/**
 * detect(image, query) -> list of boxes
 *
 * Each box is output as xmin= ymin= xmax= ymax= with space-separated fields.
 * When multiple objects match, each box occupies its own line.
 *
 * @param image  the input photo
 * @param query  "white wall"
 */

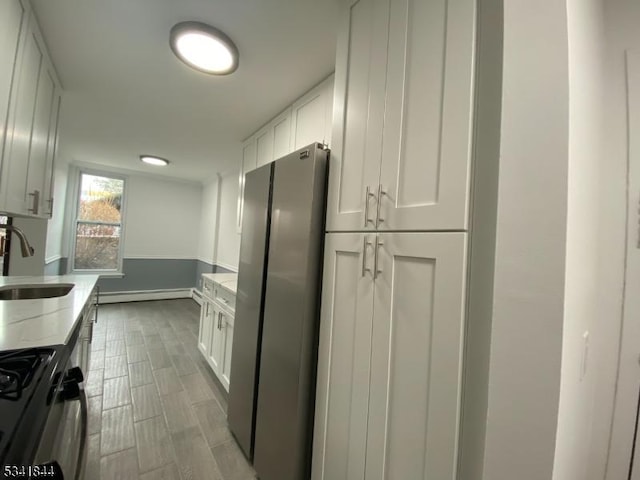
xmin=122 ymin=174 xmax=201 ymax=259
xmin=197 ymin=175 xmax=220 ymax=265
xmin=482 ymin=1 xmax=570 ymax=479
xmin=213 ymin=168 xmax=241 ymax=271
xmin=553 ymin=1 xmax=605 ymax=478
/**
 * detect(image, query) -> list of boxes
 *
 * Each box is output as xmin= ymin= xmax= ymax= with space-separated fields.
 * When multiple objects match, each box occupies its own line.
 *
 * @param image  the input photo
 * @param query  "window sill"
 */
xmin=70 ymin=271 xmax=125 ymax=278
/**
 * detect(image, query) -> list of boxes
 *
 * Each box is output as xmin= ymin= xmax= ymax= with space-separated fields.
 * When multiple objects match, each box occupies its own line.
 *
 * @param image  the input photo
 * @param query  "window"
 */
xmin=72 ymin=171 xmax=125 ymax=272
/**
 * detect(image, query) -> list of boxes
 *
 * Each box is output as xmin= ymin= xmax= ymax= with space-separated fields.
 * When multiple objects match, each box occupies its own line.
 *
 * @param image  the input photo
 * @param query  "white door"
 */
xmin=255 ymin=125 xmax=274 ymax=168
xmin=198 ymin=299 xmax=213 ymax=357
xmin=237 ymin=137 xmax=257 ymax=232
xmin=2 ymin=16 xmax=43 ymax=215
xmin=378 ymin=0 xmax=475 ymax=231
xmin=365 ymin=232 xmax=467 ymax=480
xmin=325 ymin=0 xmax=388 ymax=232
xmin=290 ymin=76 xmax=333 ymax=150
xmin=208 ymin=303 xmax=224 ymax=374
xmin=312 ymin=233 xmax=375 ymax=480
xmin=25 ymin=49 xmax=55 ymax=217
xmin=42 ymin=93 xmax=60 ymax=217
xmin=0 ymin=0 xmax=25 ymax=162
xmin=220 ymin=312 xmax=234 ymax=391
xmin=272 ymin=108 xmax=292 ymax=159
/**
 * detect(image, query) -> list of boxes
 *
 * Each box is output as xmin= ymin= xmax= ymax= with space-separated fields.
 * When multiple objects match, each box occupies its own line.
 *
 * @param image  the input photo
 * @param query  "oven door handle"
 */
xmin=74 ymin=389 xmax=89 ymax=480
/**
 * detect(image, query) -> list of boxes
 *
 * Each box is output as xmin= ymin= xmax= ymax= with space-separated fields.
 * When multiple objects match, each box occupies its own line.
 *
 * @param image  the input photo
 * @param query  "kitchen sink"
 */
xmin=0 ymin=284 xmax=74 ymax=300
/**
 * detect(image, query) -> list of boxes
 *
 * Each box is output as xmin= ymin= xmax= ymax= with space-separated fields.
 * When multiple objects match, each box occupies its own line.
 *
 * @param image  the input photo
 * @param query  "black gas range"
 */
xmin=0 ymin=339 xmax=86 ymax=480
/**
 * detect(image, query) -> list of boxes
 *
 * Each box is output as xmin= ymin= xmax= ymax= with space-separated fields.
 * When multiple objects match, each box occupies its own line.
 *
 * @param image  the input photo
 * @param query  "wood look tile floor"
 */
xmin=84 ymin=299 xmax=256 ymax=480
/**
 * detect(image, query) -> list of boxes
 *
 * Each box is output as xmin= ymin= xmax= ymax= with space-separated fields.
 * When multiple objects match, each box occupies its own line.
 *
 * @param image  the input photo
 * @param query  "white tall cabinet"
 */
xmin=313 ymin=0 xmax=476 ymax=478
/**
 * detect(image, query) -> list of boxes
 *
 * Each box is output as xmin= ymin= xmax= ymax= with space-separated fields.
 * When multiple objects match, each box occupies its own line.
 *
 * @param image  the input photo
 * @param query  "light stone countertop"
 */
xmin=0 ymin=274 xmax=99 ymax=350
xmin=202 ymin=273 xmax=237 ymax=295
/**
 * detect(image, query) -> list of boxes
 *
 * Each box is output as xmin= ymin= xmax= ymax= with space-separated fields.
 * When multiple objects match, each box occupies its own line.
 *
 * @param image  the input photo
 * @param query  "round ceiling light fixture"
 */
xmin=170 ymin=21 xmax=239 ymax=75
xmin=140 ymin=155 xmax=170 ymax=167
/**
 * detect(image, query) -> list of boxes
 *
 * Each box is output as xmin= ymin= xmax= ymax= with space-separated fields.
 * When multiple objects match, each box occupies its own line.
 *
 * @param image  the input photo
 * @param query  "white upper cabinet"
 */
xmin=237 ymin=138 xmax=257 ymax=232
xmin=0 ymin=3 xmax=62 ymax=219
xmin=237 ymin=75 xmax=334 ymax=232
xmin=255 ymin=124 xmax=274 ymax=169
xmin=290 ymin=76 xmax=334 ymax=150
xmin=272 ymin=108 xmax=292 ymax=160
xmin=0 ymin=0 xmax=26 ymax=173
xmin=326 ymin=0 xmax=476 ymax=232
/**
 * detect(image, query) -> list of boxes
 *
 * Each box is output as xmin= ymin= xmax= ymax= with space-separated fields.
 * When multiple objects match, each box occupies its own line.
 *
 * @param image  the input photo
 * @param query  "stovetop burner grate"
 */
xmin=0 ymin=349 xmax=45 ymax=400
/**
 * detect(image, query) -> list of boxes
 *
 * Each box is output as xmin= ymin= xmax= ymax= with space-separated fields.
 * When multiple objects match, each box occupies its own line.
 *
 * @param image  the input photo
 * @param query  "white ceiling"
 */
xmin=30 ymin=0 xmax=342 ymax=183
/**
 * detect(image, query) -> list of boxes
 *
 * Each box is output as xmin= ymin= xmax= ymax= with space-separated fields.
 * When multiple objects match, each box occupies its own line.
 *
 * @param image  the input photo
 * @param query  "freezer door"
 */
xmin=253 ymin=144 xmax=328 ymax=480
xmin=227 ymin=163 xmax=273 ymax=460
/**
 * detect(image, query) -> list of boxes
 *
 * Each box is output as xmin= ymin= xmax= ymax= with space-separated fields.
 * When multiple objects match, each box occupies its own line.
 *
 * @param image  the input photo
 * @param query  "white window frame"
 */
xmin=69 ymin=168 xmax=127 ymax=275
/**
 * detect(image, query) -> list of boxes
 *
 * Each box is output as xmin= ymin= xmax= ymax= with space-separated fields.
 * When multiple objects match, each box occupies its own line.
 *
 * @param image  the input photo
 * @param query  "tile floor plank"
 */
xmin=153 ymin=366 xmax=183 ymax=395
xmin=131 ymin=384 xmax=163 ymax=422
xmin=101 ymin=405 xmax=136 ymax=456
xmin=100 ymin=447 xmax=139 ymax=480
xmin=172 ymin=426 xmax=224 ymax=480
xmin=161 ymin=390 xmax=199 ymax=434
xmin=129 ymin=361 xmax=154 ymax=388
xmin=103 ymin=376 xmax=132 ymax=410
xmin=212 ymin=440 xmax=256 ymax=480
xmin=134 ymin=416 xmax=174 ymax=473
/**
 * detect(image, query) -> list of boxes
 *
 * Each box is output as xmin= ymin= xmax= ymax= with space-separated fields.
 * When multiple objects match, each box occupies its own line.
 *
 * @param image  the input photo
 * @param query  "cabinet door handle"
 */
xmin=364 ymin=186 xmax=375 ymax=227
xmin=46 ymin=198 xmax=54 ymax=215
xmin=28 ymin=190 xmax=40 ymax=214
xmin=361 ymin=237 xmax=372 ymax=277
xmin=376 ymin=185 xmax=386 ymax=227
xmin=218 ymin=312 xmax=223 ymax=330
xmin=374 ymin=237 xmax=384 ymax=279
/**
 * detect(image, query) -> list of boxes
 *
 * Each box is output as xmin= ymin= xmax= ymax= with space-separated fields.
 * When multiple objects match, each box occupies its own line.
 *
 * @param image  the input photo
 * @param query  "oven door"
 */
xmin=33 ymin=346 xmax=88 ymax=479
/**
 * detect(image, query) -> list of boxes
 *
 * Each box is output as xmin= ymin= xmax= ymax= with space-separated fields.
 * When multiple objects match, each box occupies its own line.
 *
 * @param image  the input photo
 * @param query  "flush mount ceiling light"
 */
xmin=170 ymin=21 xmax=239 ymax=75
xmin=140 ymin=155 xmax=170 ymax=166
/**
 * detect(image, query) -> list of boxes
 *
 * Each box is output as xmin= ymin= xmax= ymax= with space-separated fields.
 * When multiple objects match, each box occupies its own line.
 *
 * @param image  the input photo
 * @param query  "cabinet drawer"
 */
xmin=214 ymin=285 xmax=235 ymax=312
xmin=202 ymin=277 xmax=214 ymax=298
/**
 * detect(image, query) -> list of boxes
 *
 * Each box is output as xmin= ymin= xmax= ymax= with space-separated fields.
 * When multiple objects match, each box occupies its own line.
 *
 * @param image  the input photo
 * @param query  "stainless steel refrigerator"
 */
xmin=227 ymin=143 xmax=328 ymax=480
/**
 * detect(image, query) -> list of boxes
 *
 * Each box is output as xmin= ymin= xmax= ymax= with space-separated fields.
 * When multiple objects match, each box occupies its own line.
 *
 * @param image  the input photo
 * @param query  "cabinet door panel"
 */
xmin=43 ymin=93 xmax=61 ymax=216
xmin=366 ymin=232 xmax=467 ymax=480
xmin=256 ymin=126 xmax=274 ymax=168
xmin=198 ymin=300 xmax=213 ymax=358
xmin=325 ymin=0 xmax=388 ymax=232
xmin=25 ymin=65 xmax=54 ymax=214
xmin=0 ymin=0 xmax=25 ymax=166
xmin=3 ymin=25 xmax=43 ymax=214
xmin=220 ymin=313 xmax=233 ymax=391
xmin=273 ymin=109 xmax=292 ymax=159
xmin=237 ymin=138 xmax=257 ymax=232
xmin=291 ymin=77 xmax=333 ymax=150
xmin=312 ymin=233 xmax=374 ymax=480
xmin=208 ymin=304 xmax=224 ymax=374
xmin=379 ymin=0 xmax=475 ymax=230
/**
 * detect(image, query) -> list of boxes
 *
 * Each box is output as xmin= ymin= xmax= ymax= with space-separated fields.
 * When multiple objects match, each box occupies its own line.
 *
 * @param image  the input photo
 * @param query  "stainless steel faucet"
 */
xmin=0 ymin=224 xmax=35 ymax=257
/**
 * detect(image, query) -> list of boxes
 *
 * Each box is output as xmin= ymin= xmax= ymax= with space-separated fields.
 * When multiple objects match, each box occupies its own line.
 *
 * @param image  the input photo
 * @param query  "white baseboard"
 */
xmin=99 ymin=288 xmax=193 ymax=304
xmin=192 ymin=288 xmax=203 ymax=306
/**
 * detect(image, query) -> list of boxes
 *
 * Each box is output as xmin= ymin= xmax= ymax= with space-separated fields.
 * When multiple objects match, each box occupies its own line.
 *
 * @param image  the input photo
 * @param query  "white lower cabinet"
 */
xmin=312 ymin=232 xmax=467 ymax=480
xmin=198 ymin=276 xmax=236 ymax=392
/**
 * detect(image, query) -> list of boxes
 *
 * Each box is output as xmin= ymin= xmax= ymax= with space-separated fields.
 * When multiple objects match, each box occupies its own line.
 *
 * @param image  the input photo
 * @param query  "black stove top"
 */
xmin=0 ymin=346 xmax=68 ymax=470
xmin=0 ymin=349 xmax=49 ymax=401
